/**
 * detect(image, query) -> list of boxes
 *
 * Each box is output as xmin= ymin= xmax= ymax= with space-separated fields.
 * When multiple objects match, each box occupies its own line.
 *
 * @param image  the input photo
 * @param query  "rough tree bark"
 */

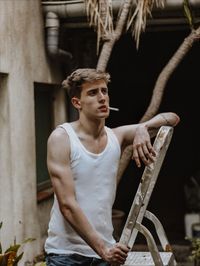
xmin=96 ymin=0 xmax=133 ymax=71
xmin=92 ymin=0 xmax=200 ymax=180
xmin=117 ymin=26 xmax=200 ymax=180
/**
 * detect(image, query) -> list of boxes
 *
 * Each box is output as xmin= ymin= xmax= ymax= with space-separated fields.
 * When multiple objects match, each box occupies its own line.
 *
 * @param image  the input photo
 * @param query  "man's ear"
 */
xmin=71 ymin=97 xmax=81 ymax=110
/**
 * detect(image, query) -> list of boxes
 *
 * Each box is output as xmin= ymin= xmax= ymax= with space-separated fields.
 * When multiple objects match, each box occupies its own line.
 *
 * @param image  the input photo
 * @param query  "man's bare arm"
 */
xmin=113 ymin=112 xmax=180 ymax=167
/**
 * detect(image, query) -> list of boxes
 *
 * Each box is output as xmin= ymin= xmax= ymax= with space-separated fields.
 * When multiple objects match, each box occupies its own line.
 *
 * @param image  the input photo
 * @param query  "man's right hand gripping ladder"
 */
xmin=120 ymin=126 xmax=177 ymax=266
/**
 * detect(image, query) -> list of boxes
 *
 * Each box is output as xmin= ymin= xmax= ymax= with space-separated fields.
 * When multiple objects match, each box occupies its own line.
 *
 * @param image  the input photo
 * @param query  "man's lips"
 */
xmin=98 ymin=106 xmax=108 ymax=112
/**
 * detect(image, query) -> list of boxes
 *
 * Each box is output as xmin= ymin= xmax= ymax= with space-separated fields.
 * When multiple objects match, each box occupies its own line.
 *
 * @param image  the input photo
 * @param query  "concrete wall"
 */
xmin=0 ymin=0 xmax=66 ymax=264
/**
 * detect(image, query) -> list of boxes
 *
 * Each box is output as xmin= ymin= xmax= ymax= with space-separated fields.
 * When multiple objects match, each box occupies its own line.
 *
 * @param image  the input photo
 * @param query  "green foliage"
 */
xmin=187 ymin=237 xmax=200 ymax=265
xmin=0 ymin=222 xmax=35 ymax=266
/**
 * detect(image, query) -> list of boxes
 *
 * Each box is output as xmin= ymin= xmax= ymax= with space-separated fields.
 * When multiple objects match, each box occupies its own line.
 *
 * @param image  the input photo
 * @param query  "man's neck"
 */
xmin=74 ymin=117 xmax=105 ymax=139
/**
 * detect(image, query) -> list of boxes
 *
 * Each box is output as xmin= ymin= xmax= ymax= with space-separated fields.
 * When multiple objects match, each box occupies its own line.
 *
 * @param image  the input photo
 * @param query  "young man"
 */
xmin=45 ymin=68 xmax=180 ymax=266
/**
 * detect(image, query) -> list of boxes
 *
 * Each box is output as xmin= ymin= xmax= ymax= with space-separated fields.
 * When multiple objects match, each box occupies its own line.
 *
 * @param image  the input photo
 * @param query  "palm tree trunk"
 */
xmin=96 ymin=0 xmax=133 ymax=71
xmin=117 ymin=26 xmax=200 ymax=182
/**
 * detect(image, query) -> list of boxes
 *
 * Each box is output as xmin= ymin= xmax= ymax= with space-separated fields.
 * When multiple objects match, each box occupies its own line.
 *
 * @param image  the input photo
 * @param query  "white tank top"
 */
xmin=45 ymin=123 xmax=121 ymax=257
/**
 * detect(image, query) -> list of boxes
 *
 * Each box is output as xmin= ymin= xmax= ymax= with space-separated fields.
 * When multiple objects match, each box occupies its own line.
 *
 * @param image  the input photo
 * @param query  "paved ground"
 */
xmin=131 ymin=244 xmax=195 ymax=265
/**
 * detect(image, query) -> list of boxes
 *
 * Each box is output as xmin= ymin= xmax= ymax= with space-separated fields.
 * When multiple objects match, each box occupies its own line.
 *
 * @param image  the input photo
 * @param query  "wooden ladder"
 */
xmin=120 ymin=126 xmax=177 ymax=266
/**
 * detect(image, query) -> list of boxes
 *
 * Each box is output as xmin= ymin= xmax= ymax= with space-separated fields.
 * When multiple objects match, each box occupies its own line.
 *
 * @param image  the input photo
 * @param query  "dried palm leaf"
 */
xmin=127 ymin=0 xmax=165 ymax=49
xmin=183 ymin=0 xmax=194 ymax=30
xmin=85 ymin=0 xmax=114 ymax=54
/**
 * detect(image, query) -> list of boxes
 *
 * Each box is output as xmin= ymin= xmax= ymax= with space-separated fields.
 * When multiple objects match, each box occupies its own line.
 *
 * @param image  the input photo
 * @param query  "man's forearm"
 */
xmin=60 ymin=203 xmax=129 ymax=264
xmin=60 ymin=202 xmax=107 ymax=259
xmin=143 ymin=112 xmax=180 ymax=137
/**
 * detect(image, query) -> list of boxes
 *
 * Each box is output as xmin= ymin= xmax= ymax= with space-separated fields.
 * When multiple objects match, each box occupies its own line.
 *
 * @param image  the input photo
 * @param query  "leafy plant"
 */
xmin=187 ymin=237 xmax=200 ymax=266
xmin=0 ymin=222 xmax=35 ymax=266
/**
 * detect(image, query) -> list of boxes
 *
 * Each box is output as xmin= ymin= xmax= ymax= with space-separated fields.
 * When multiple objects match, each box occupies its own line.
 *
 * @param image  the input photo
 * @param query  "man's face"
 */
xmin=73 ymin=79 xmax=110 ymax=119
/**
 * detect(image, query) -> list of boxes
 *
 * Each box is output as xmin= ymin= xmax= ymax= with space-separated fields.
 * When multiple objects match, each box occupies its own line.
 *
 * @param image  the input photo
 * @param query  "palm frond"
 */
xmin=127 ymin=0 xmax=165 ymax=49
xmin=183 ymin=0 xmax=194 ymax=30
xmin=85 ymin=0 xmax=114 ymax=54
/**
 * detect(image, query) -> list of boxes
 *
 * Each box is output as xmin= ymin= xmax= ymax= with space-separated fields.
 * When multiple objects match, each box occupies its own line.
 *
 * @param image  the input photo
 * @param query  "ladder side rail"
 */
xmin=134 ymin=222 xmax=164 ymax=266
xmin=144 ymin=210 xmax=172 ymax=252
xmin=128 ymin=127 xmax=173 ymax=248
xmin=120 ymin=126 xmax=174 ymax=247
xmin=143 ymin=211 xmax=177 ymax=265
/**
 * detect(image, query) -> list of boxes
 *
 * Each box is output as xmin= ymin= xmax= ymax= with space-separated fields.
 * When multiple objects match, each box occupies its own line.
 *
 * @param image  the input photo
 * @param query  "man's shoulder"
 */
xmin=48 ymin=125 xmax=69 ymax=145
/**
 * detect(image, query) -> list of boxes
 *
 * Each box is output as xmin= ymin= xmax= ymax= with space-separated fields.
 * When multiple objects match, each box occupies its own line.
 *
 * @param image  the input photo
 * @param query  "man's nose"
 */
xmin=98 ymin=91 xmax=106 ymax=101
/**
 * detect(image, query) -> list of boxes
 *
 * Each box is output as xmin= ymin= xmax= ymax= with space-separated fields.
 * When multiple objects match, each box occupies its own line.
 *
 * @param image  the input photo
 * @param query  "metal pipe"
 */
xmin=42 ymin=1 xmax=86 ymax=18
xmin=43 ymin=1 xmax=200 ymax=58
xmin=42 ymin=0 xmax=83 ymax=5
xmin=42 ymin=0 xmax=200 ymax=18
xmin=45 ymin=11 xmax=72 ymax=60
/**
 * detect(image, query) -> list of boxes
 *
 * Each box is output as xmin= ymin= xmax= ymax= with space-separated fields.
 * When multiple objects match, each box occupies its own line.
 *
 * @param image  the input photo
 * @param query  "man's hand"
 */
xmin=132 ymin=124 xmax=156 ymax=168
xmin=103 ymin=243 xmax=130 ymax=265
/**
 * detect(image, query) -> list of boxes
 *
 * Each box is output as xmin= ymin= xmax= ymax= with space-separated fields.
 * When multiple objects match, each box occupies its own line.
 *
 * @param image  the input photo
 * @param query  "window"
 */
xmin=0 ymin=73 xmax=9 ymax=183
xmin=34 ymin=83 xmax=55 ymax=191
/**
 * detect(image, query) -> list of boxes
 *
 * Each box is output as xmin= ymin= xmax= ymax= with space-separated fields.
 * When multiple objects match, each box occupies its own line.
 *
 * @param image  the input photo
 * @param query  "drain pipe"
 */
xmin=45 ymin=11 xmax=72 ymax=60
xmin=43 ymin=1 xmax=200 ymax=58
xmin=42 ymin=0 xmax=200 ymax=18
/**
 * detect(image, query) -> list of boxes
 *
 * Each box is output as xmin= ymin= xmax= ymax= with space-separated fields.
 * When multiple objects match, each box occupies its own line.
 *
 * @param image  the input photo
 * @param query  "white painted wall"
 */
xmin=0 ymin=0 xmax=66 ymax=264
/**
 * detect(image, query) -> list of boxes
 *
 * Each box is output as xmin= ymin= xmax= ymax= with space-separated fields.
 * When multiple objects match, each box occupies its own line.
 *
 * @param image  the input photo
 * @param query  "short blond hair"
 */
xmin=62 ymin=68 xmax=110 ymax=98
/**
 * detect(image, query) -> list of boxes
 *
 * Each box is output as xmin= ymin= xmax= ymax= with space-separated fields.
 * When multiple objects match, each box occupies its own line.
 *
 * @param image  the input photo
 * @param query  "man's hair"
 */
xmin=62 ymin=68 xmax=111 ymax=99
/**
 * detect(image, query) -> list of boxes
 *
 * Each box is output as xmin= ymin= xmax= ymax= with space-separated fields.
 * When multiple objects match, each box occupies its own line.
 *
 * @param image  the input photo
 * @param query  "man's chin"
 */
xmin=97 ymin=113 xmax=109 ymax=119
xmin=103 ymin=113 xmax=109 ymax=119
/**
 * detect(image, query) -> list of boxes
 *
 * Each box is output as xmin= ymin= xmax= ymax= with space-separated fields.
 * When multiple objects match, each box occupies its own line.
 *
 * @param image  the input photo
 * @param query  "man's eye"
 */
xmin=102 ymin=88 xmax=108 ymax=94
xmin=88 ymin=90 xmax=96 ymax=96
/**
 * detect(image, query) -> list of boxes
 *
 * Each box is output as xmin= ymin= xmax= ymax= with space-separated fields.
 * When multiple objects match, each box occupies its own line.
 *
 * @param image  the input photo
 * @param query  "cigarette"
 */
xmin=109 ymin=107 xmax=119 ymax=111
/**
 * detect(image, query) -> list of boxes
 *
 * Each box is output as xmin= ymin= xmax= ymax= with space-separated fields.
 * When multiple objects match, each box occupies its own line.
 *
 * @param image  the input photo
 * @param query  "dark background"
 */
xmin=63 ymin=27 xmax=200 ymax=244
xmin=106 ymin=30 xmax=200 ymax=243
